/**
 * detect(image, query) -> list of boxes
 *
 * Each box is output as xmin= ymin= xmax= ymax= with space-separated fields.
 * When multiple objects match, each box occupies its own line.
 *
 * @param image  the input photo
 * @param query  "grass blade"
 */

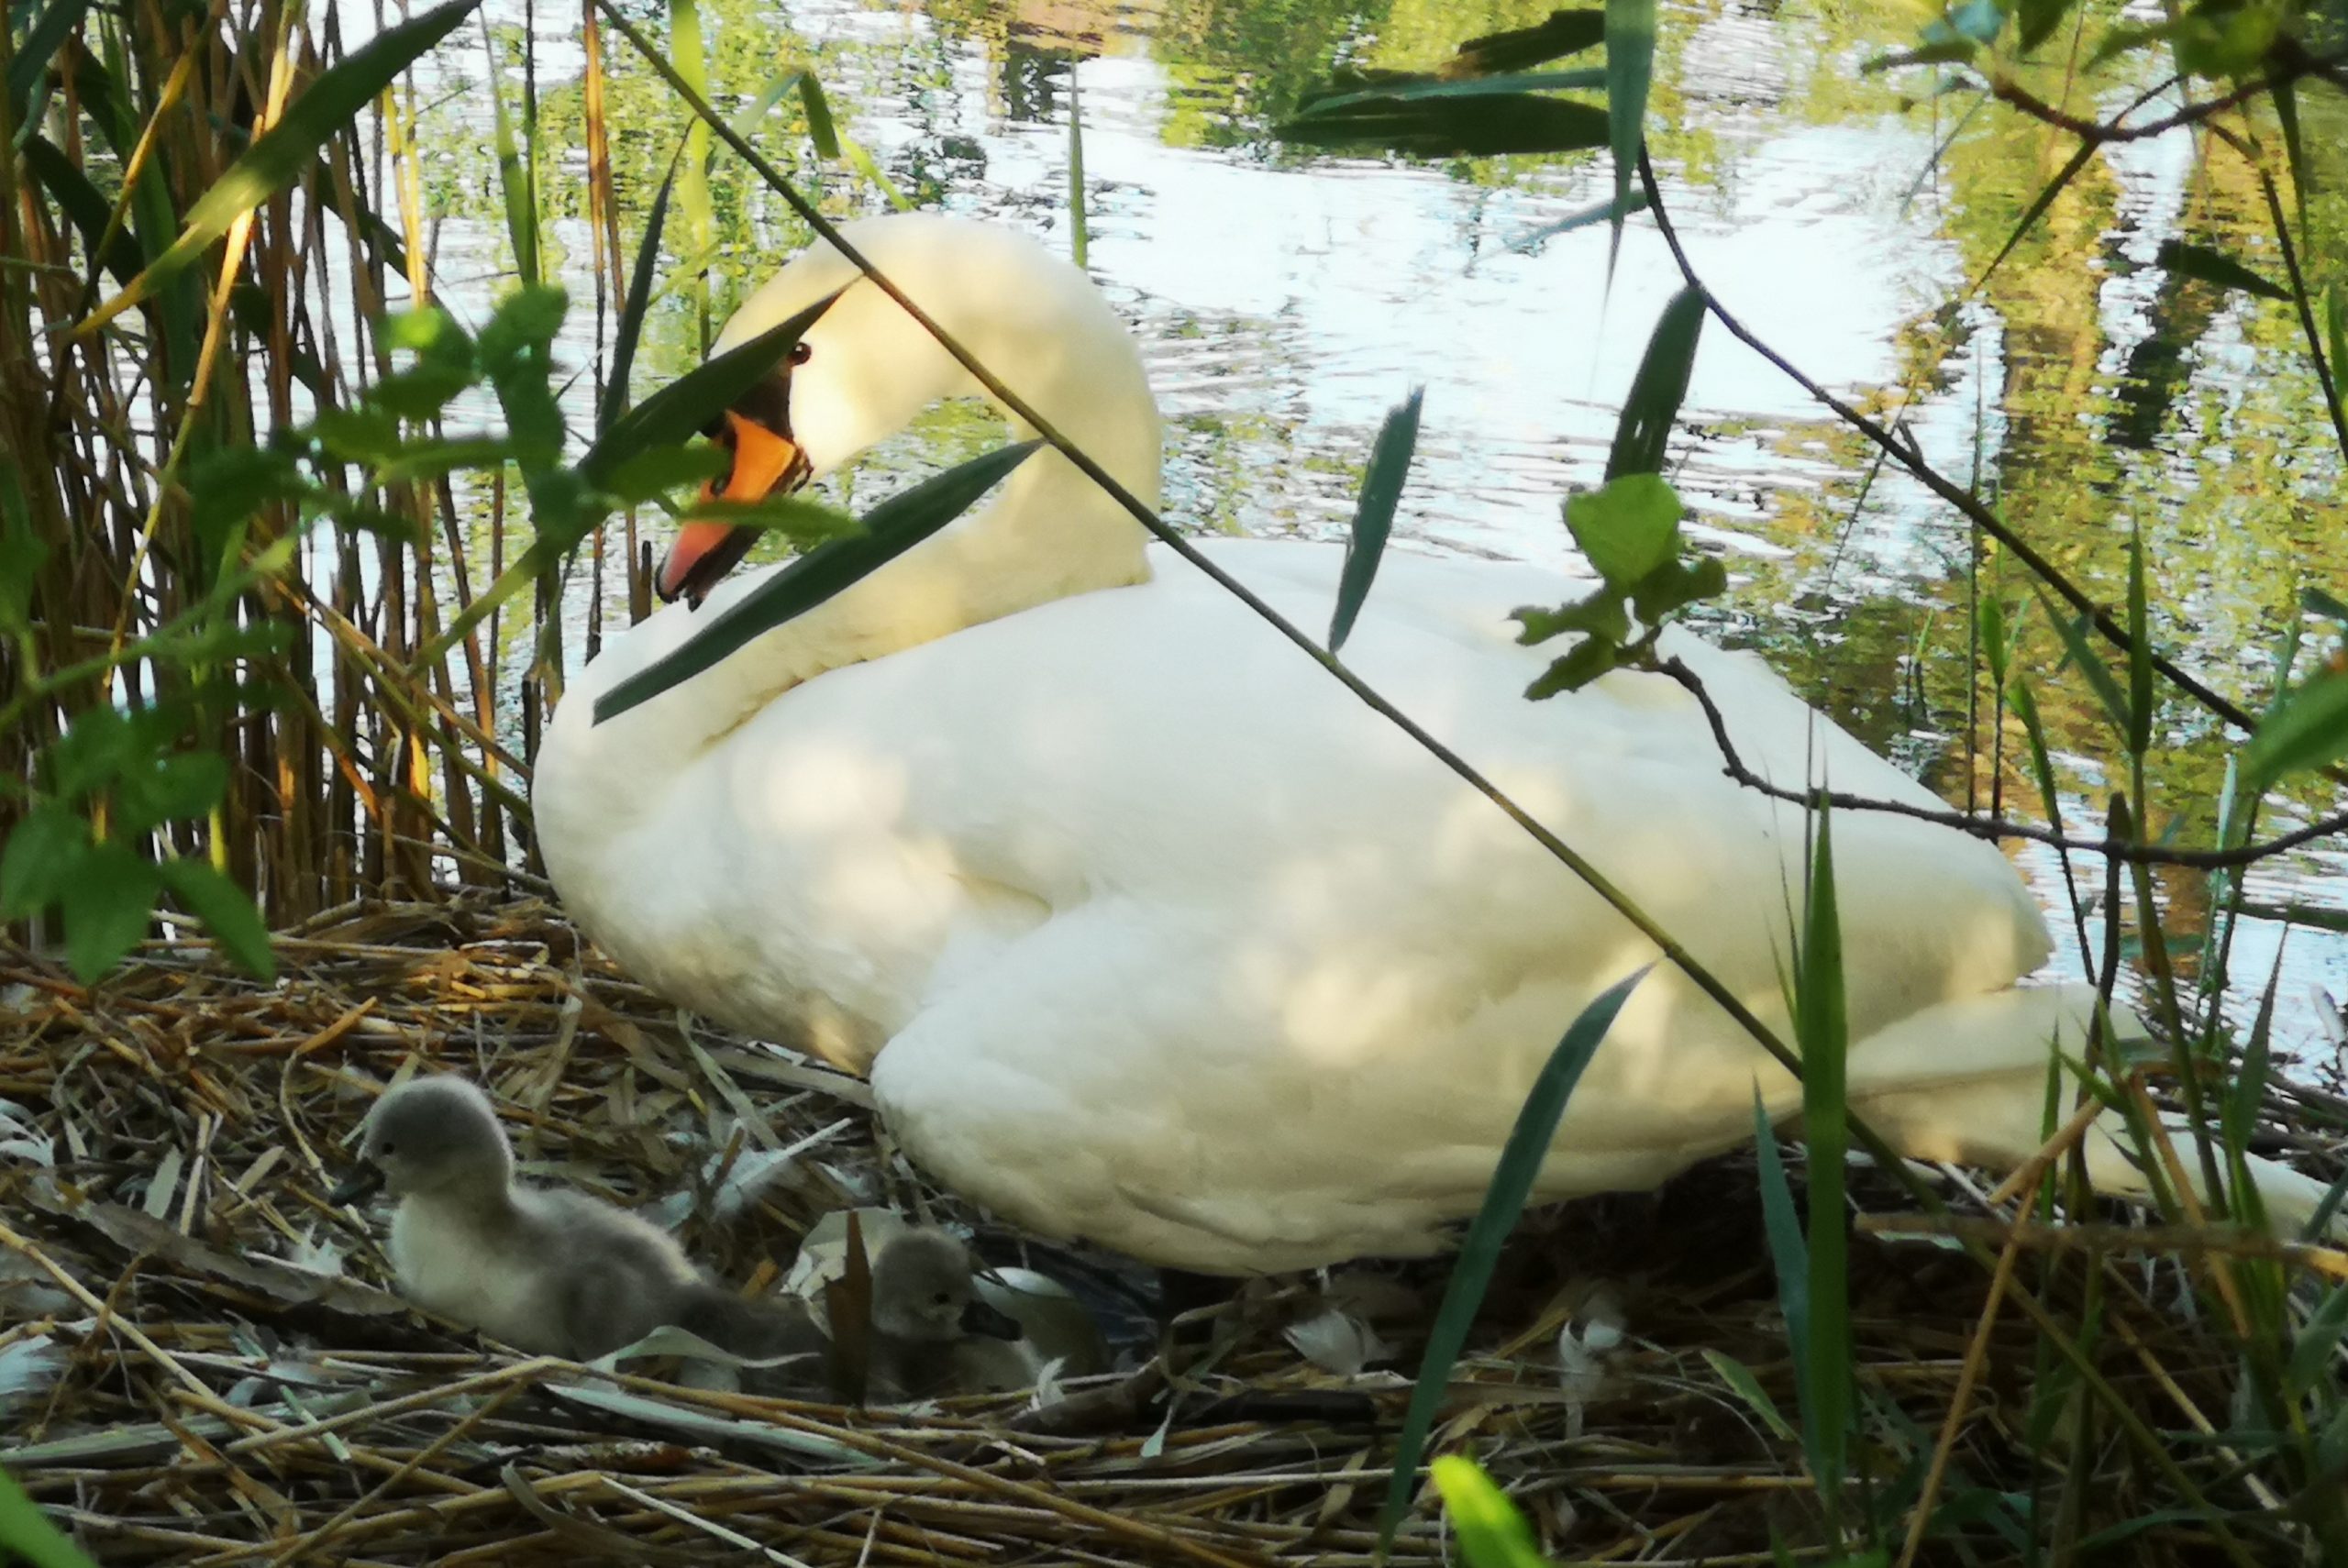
xmin=1451 ymin=11 xmax=1606 ymax=73
xmin=594 ymin=441 xmax=1044 ymax=723
xmin=1429 ymin=1457 xmax=1553 ymax=1568
xmin=1752 ymin=1088 xmax=1811 ymax=1406
xmin=1792 ymin=803 xmax=1851 ymax=1525
xmin=1375 ymin=967 xmax=1650 ymax=1551
xmin=1602 ymin=0 xmax=1656 ymax=271
xmin=1067 ymin=61 xmax=1088 ymax=270
xmin=600 ymin=154 xmax=680 ymax=436
xmin=1605 ymin=284 xmax=1704 ymax=480
xmin=2124 ymin=525 xmax=2153 ymax=757
xmin=0 ymin=1463 xmax=99 ymax=1568
xmin=481 ymin=8 xmax=539 ymax=286
xmin=2157 ymin=239 xmax=2288 ymax=303
xmin=1329 ymin=388 xmax=1423 ymax=656
xmin=77 ymin=0 xmax=481 ymax=335
xmin=5 ymin=0 xmax=93 ymax=127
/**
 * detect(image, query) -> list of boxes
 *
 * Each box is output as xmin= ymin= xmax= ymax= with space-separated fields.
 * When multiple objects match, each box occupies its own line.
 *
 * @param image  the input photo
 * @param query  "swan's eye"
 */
xmin=934 ymin=1291 xmax=951 ymax=1307
xmin=790 ymin=341 xmax=813 ymax=366
xmin=377 ymin=1142 xmax=396 ymax=1157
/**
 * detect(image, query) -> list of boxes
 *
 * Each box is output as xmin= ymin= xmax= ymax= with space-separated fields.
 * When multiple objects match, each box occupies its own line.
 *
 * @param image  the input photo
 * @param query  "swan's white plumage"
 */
xmin=537 ymin=215 xmax=2318 ymax=1272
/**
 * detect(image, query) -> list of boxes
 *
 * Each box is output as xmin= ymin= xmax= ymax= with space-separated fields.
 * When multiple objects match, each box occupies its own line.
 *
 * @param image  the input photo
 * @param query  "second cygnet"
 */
xmin=331 ymin=1076 xmax=822 ymax=1374
xmin=866 ymin=1228 xmax=1107 ymax=1400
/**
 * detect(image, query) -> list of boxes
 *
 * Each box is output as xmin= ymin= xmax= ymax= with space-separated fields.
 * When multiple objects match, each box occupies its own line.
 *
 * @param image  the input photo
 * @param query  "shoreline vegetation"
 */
xmin=6 ymin=0 xmax=2348 ymax=1562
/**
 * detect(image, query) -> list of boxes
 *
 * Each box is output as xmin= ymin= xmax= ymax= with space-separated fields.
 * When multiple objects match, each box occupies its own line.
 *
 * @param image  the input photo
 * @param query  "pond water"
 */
xmin=415 ymin=0 xmax=2348 ymax=1070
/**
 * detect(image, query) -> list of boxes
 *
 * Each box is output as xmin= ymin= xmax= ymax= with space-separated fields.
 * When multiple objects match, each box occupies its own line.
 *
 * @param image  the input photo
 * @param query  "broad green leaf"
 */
xmin=1947 ymin=0 xmax=2003 ymax=43
xmin=61 ymin=842 xmax=162 ymax=983
xmin=1630 ymin=554 xmax=1727 ymax=623
xmin=1603 ymin=0 xmax=1656 ymax=266
xmin=1794 ymin=805 xmax=1851 ymax=1520
xmin=678 ymin=494 xmax=862 ymax=542
xmin=1451 ymin=11 xmax=1606 ymax=73
xmin=78 ymin=0 xmax=482 ymax=336
xmin=2157 ymin=240 xmax=2288 ymax=303
xmin=187 ymin=447 xmax=305 ymax=572
xmin=1565 ymin=473 xmax=1681 ymax=589
xmin=798 ymin=72 xmax=842 ymax=158
xmin=1430 ymin=1457 xmax=1552 ymax=1568
xmin=580 ymin=290 xmax=843 ymax=491
xmin=1277 ymin=94 xmax=1610 ymax=158
xmin=601 ymin=156 xmax=679 ymax=436
xmin=47 ymin=707 xmax=136 ymax=801
xmin=373 ymin=437 xmax=521 ymax=486
xmin=1329 ymin=388 xmax=1423 ymax=656
xmin=311 ymin=405 xmax=403 ymax=465
xmin=160 ymin=860 xmax=276 ymax=981
xmin=601 ymin=444 xmax=728 ymax=503
xmin=1375 ymin=969 xmax=1648 ymax=1551
xmin=5 ymin=0 xmax=93 ymax=127
xmin=373 ymin=309 xmax=479 ymax=422
xmin=1525 ymin=635 xmax=1622 ymax=699
xmin=0 ymin=1463 xmax=101 ymax=1568
xmin=1607 ymin=284 xmax=1705 ymax=480
xmin=21 ymin=136 xmax=144 ymax=289
xmin=1701 ymin=1349 xmax=1798 ymax=1441
xmin=2086 ymin=19 xmax=2176 ymax=69
xmin=595 ymin=442 xmax=1044 ymax=723
xmin=478 ymin=283 xmax=570 ymax=469
xmin=117 ymin=752 xmax=229 ymax=834
xmin=0 ymin=805 xmax=88 ymax=919
xmin=2016 ymin=0 xmax=2079 ymax=51
xmin=2246 ymin=667 xmax=2348 ymax=793
xmin=1513 ymin=589 xmax=1630 ymax=648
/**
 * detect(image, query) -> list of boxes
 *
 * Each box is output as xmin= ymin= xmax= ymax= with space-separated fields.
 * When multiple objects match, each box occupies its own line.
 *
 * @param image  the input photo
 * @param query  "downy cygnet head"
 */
xmin=330 ymin=1077 xmax=512 ymax=1206
xmin=869 ymin=1230 xmax=1024 ymax=1344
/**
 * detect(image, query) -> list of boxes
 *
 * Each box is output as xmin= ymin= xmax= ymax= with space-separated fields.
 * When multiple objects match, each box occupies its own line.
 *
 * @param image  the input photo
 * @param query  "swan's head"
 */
xmin=658 ymin=213 xmax=1162 ymax=607
xmin=330 ymin=1077 xmax=514 ymax=1205
xmin=868 ymin=1229 xmax=1024 ymax=1344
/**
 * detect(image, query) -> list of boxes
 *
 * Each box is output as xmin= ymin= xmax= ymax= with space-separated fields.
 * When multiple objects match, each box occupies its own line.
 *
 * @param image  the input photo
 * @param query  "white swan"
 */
xmin=536 ymin=214 xmax=2323 ymax=1273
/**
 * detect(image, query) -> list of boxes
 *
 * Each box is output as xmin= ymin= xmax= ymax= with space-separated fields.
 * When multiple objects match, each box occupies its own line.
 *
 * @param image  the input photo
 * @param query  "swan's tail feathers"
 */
xmin=1840 ymin=984 xmax=2334 ymax=1239
xmin=670 ymin=1286 xmax=836 ymax=1390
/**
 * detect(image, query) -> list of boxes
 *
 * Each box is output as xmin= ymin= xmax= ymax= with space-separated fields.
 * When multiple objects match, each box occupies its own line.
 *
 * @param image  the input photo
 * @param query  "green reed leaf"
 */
xmin=1375 ymin=968 xmax=1648 ymax=1552
xmin=160 ymin=860 xmax=276 ymax=981
xmin=595 ymin=442 xmax=1044 ymax=723
xmin=1607 ymin=284 xmax=1705 ymax=480
xmin=1329 ymin=388 xmax=1423 ymax=656
xmin=2158 ymin=239 xmax=2288 ymax=303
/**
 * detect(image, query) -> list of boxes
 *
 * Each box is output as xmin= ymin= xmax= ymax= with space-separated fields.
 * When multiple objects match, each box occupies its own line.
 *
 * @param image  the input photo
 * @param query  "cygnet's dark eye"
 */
xmin=377 ymin=1142 xmax=397 ymax=1157
xmin=790 ymin=341 xmax=813 ymax=366
xmin=933 ymin=1291 xmax=951 ymax=1307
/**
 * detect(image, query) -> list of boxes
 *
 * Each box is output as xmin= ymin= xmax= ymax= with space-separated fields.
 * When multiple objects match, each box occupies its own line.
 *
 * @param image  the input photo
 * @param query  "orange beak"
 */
xmin=657 ymin=412 xmax=808 ymax=607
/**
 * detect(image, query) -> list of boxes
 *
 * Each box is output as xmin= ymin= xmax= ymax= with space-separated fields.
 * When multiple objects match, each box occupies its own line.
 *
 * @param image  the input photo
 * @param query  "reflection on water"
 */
xmin=428 ymin=0 xmax=2347 ymax=1070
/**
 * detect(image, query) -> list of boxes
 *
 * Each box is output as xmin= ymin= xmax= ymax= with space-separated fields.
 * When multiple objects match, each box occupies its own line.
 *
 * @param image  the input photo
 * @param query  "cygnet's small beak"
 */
xmin=657 ymin=412 xmax=811 ymax=609
xmin=960 ymin=1296 xmax=1024 ymax=1341
xmin=328 ymin=1161 xmax=385 ymax=1207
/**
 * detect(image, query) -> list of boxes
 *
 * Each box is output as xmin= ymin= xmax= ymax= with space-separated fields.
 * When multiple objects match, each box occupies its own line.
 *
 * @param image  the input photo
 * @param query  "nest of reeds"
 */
xmin=1 ymin=894 xmax=2341 ymax=1567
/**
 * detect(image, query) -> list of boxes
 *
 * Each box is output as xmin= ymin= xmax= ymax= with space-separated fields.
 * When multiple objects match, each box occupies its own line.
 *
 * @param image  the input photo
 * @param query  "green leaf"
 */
xmin=1565 ymin=473 xmax=1681 ymax=589
xmin=678 ymin=493 xmax=862 ymax=542
xmin=580 ymin=290 xmax=842 ymax=491
xmin=311 ymin=405 xmax=403 ymax=465
xmin=0 ymin=805 xmax=89 ymax=920
xmin=600 ymin=157 xmax=679 ymax=436
xmin=6 ymin=0 xmax=93 ymax=129
xmin=479 ymin=7 xmax=540 ymax=287
xmin=61 ymin=842 xmax=163 ymax=983
xmin=1451 ymin=10 xmax=1606 ymax=73
xmin=159 ymin=860 xmax=276 ymax=981
xmin=2017 ymin=0 xmax=2079 ymax=52
xmin=1793 ymin=805 xmax=1851 ymax=1521
xmin=79 ymin=0 xmax=482 ymax=336
xmin=1947 ymin=0 xmax=2003 ymax=43
xmin=2246 ymin=668 xmax=2348 ymax=793
xmin=372 ymin=309 xmax=480 ymax=423
xmin=478 ymin=283 xmax=570 ymax=469
xmin=1607 ymin=284 xmax=1705 ymax=480
xmin=798 ymin=72 xmax=843 ymax=158
xmin=2039 ymin=592 xmax=2133 ymax=741
xmin=1513 ymin=588 xmax=1630 ymax=648
xmin=47 ymin=707 xmax=136 ymax=801
xmin=187 ymin=445 xmax=306 ymax=569
xmin=1630 ymin=554 xmax=1727 ymax=624
xmin=2125 ymin=526 xmax=2153 ymax=756
xmin=595 ymin=443 xmax=1044 ymax=723
xmin=1430 ymin=1458 xmax=1553 ymax=1568
xmin=117 ymin=752 xmax=229 ymax=834
xmin=2156 ymin=240 xmax=2288 ymax=303
xmin=0 ymin=478 xmax=50 ymax=635
xmin=2086 ymin=19 xmax=2175 ymax=69
xmin=1603 ymin=0 xmax=1656 ymax=266
xmin=1375 ymin=969 xmax=1648 ymax=1552
xmin=0 ymin=1462 xmax=103 ymax=1568
xmin=1860 ymin=38 xmax=1977 ymax=72
xmin=1701 ymin=1349 xmax=1798 ymax=1441
xmin=2304 ymin=587 xmax=2348 ymax=628
xmin=1505 ymin=191 xmax=1649 ymax=255
xmin=601 ymin=444 xmax=728 ymax=503
xmin=1525 ymin=635 xmax=1623 ymax=699
xmin=21 ymin=135 xmax=145 ymax=289
xmin=373 ymin=436 xmax=521 ymax=485
xmin=1330 ymin=388 xmax=1423 ymax=656
xmin=1277 ymin=94 xmax=1610 ymax=158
